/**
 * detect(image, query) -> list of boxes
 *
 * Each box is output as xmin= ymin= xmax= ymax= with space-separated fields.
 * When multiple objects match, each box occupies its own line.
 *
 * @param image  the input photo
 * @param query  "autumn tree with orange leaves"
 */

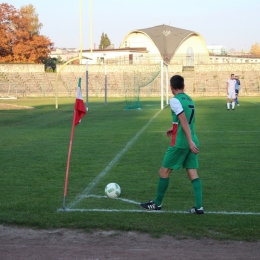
xmin=0 ymin=3 xmax=53 ymax=63
xmin=250 ymin=43 xmax=260 ymax=56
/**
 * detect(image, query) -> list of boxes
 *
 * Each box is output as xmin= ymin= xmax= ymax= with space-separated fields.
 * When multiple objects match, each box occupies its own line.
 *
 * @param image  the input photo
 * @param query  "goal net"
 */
xmin=0 ymin=82 xmax=18 ymax=100
xmin=123 ymin=61 xmax=169 ymax=110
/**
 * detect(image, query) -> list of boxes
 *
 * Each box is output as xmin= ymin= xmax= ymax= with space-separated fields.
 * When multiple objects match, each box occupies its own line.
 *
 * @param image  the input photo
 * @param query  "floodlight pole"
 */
xmin=80 ymin=0 xmax=83 ymax=59
xmin=55 ymin=56 xmax=92 ymax=109
xmin=90 ymin=0 xmax=93 ymax=59
xmin=55 ymin=0 xmax=93 ymax=109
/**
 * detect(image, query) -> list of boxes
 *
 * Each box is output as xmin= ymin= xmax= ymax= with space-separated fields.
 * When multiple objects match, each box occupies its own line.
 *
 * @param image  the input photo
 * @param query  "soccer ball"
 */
xmin=105 ymin=183 xmax=121 ymax=198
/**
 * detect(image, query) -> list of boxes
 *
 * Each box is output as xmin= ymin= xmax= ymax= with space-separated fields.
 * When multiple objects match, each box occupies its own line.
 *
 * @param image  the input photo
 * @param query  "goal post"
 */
xmin=160 ymin=60 xmax=169 ymax=109
xmin=0 ymin=82 xmax=18 ymax=100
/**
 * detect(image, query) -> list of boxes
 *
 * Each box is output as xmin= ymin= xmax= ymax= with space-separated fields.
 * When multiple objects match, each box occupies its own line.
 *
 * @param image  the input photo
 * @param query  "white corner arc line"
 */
xmin=66 ymin=109 xmax=163 ymax=209
xmin=80 ymin=195 xmax=140 ymax=205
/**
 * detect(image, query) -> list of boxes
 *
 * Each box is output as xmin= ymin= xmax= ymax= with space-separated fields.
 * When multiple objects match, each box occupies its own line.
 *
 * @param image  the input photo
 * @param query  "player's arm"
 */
xmin=167 ymin=97 xmax=179 ymax=137
xmin=178 ymin=112 xmax=199 ymax=154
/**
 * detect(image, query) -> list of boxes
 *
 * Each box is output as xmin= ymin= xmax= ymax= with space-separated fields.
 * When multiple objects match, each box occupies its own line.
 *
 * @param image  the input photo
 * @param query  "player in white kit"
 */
xmin=226 ymin=74 xmax=236 ymax=110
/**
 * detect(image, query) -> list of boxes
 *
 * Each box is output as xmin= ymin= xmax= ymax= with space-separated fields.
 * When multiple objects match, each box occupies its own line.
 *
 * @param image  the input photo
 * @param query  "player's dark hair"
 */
xmin=231 ymin=73 xmax=234 ymax=77
xmin=170 ymin=75 xmax=184 ymax=90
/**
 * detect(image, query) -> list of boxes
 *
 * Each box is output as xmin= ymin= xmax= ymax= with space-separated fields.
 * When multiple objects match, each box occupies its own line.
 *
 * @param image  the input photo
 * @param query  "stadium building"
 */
xmin=119 ymin=24 xmax=210 ymax=65
xmin=79 ymin=24 xmax=210 ymax=65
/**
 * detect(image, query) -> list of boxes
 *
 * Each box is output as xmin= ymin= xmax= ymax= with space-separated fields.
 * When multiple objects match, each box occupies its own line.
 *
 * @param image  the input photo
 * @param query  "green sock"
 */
xmin=191 ymin=178 xmax=202 ymax=209
xmin=154 ymin=177 xmax=169 ymax=206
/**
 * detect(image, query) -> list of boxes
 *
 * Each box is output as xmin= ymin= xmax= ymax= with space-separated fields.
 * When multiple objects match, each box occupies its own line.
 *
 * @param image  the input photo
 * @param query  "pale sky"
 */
xmin=3 ymin=0 xmax=260 ymax=51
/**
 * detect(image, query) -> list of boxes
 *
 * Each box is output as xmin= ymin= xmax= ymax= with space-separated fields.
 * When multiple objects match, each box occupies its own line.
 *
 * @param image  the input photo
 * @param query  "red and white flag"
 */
xmin=73 ymin=86 xmax=86 ymax=126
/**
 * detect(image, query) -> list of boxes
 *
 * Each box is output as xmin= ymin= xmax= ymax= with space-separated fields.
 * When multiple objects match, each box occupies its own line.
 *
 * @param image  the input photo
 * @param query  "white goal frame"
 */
xmin=160 ymin=60 xmax=169 ymax=109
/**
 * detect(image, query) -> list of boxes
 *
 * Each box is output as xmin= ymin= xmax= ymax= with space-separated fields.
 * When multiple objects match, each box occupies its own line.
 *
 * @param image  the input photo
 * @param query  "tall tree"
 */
xmin=98 ymin=32 xmax=111 ymax=49
xmin=56 ymin=56 xmax=65 ymax=64
xmin=250 ymin=43 xmax=260 ymax=56
xmin=20 ymin=4 xmax=43 ymax=36
xmin=41 ymin=56 xmax=64 ymax=72
xmin=0 ymin=3 xmax=17 ymax=61
xmin=0 ymin=3 xmax=53 ymax=63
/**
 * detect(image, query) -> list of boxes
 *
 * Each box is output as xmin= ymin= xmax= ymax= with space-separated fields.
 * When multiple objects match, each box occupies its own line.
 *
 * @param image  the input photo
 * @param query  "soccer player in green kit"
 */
xmin=140 ymin=75 xmax=204 ymax=214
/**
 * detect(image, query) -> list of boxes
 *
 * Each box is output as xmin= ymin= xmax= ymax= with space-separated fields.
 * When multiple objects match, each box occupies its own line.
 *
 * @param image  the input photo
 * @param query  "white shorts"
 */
xmin=227 ymin=92 xmax=236 ymax=99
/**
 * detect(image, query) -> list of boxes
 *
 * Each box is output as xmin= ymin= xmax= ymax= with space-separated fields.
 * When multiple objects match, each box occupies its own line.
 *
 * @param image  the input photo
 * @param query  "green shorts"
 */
xmin=162 ymin=146 xmax=199 ymax=170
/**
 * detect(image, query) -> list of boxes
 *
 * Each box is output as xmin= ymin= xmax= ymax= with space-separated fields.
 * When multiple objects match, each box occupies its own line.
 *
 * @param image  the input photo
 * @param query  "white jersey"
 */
xmin=227 ymin=79 xmax=236 ymax=93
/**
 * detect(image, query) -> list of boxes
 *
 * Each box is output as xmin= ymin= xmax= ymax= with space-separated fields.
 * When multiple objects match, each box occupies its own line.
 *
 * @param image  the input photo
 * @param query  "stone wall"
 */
xmin=195 ymin=64 xmax=260 ymax=72
xmin=0 ymin=63 xmax=259 ymax=98
xmin=1 ymin=63 xmax=259 ymax=73
xmin=0 ymin=64 xmax=44 ymax=73
xmin=57 ymin=64 xmax=183 ymax=73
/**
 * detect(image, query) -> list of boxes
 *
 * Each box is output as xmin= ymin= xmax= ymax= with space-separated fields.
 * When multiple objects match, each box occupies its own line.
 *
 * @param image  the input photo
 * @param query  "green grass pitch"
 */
xmin=0 ymin=96 xmax=260 ymax=241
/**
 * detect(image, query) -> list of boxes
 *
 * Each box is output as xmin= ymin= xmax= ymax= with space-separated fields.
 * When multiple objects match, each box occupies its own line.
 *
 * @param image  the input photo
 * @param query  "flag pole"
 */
xmin=63 ymin=110 xmax=76 ymax=210
xmin=63 ymin=78 xmax=82 ymax=210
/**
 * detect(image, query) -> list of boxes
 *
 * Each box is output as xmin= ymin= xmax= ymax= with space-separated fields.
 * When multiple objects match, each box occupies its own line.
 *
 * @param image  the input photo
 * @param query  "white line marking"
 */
xmin=58 ymin=208 xmax=260 ymax=215
xmin=197 ymin=131 xmax=260 ymax=133
xmin=66 ymin=109 xmax=163 ymax=209
xmin=149 ymin=131 xmax=260 ymax=133
xmin=58 ymin=195 xmax=260 ymax=215
xmin=80 ymin=195 xmax=140 ymax=205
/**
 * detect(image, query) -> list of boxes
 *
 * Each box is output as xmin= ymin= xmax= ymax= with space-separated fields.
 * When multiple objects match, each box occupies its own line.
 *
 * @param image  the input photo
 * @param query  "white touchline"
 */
xmin=58 ymin=195 xmax=260 ymax=215
xmin=66 ymin=109 xmax=163 ymax=209
xmin=59 ymin=208 xmax=260 ymax=215
xmin=149 ymin=131 xmax=260 ymax=133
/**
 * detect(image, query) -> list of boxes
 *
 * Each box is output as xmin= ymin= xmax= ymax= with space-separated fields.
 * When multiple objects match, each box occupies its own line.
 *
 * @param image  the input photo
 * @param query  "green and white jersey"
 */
xmin=169 ymin=93 xmax=199 ymax=148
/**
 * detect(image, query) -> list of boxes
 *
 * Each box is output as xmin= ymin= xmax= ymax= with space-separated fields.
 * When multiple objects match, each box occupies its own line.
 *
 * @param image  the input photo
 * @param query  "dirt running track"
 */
xmin=0 ymin=225 xmax=260 ymax=260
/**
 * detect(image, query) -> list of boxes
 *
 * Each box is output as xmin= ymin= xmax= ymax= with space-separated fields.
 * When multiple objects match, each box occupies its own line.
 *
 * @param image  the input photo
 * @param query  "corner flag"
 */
xmin=63 ymin=78 xmax=86 ymax=210
xmin=74 ymin=82 xmax=86 ymax=125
